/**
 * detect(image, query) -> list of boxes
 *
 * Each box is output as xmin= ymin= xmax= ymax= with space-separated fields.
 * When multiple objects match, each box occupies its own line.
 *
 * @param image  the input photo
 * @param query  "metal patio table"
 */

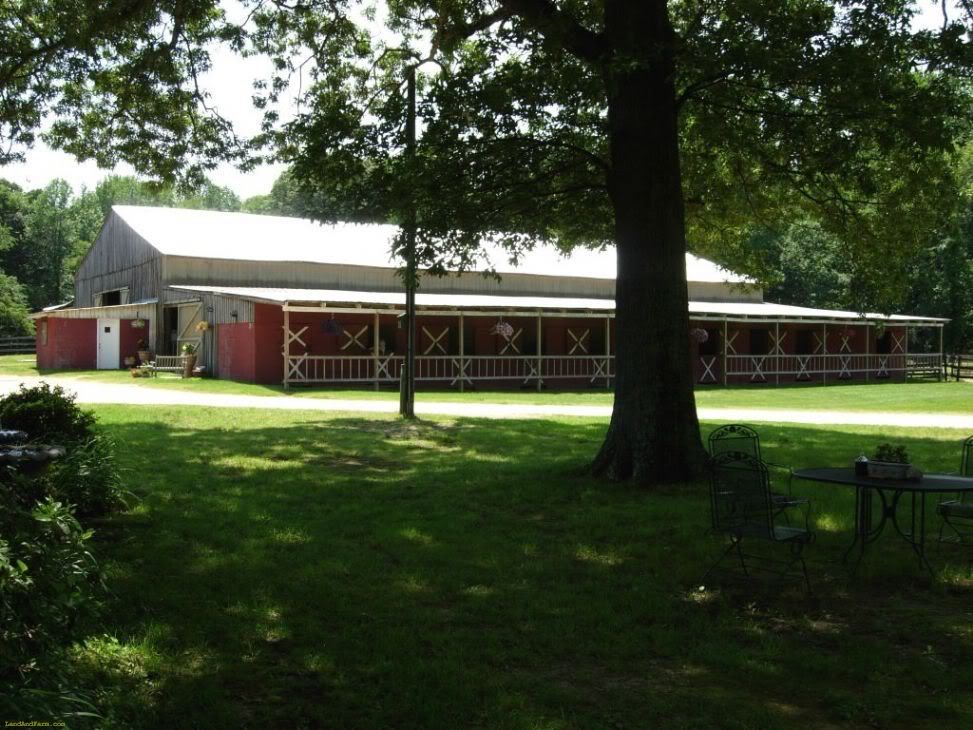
xmin=792 ymin=467 xmax=973 ymax=575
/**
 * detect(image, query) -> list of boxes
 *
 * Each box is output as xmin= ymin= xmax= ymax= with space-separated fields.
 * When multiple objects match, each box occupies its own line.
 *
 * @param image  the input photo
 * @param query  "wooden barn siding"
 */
xmin=154 ymin=289 xmax=256 ymax=375
xmin=75 ymin=213 xmax=163 ymax=307
xmin=163 ymin=256 xmax=760 ymax=302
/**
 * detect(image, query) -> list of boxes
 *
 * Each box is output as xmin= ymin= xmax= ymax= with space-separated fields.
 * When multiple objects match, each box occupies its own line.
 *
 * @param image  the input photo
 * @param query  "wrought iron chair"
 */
xmin=707 ymin=424 xmax=808 ymax=514
xmin=703 ymin=451 xmax=813 ymax=592
xmin=937 ymin=435 xmax=973 ymax=546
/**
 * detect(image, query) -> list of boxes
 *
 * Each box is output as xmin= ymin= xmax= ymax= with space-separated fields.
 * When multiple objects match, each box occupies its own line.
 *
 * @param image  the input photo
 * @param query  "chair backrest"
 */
xmin=709 ymin=451 xmax=774 ymax=539
xmin=708 ymin=424 xmax=762 ymax=461
xmin=962 ymin=436 xmax=973 ymax=478
xmin=961 ymin=437 xmax=973 ymax=504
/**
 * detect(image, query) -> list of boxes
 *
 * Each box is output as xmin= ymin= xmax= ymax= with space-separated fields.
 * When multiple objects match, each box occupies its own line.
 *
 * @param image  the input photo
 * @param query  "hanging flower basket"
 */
xmin=131 ymin=318 xmax=146 ymax=329
xmin=195 ymin=320 xmax=210 ymax=332
xmin=690 ymin=328 xmax=709 ymax=344
xmin=491 ymin=320 xmax=514 ymax=338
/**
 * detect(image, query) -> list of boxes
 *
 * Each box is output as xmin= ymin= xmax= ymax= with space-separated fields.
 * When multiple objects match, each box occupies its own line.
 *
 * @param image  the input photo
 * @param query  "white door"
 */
xmin=97 ymin=318 xmax=120 ymax=369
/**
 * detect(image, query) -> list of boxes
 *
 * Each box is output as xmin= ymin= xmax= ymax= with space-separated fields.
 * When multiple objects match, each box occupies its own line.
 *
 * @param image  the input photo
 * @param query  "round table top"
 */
xmin=793 ymin=466 xmax=973 ymax=493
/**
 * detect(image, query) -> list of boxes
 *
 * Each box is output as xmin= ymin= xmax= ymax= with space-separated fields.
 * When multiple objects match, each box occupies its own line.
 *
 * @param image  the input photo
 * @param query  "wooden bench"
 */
xmin=149 ymin=356 xmax=187 ymax=375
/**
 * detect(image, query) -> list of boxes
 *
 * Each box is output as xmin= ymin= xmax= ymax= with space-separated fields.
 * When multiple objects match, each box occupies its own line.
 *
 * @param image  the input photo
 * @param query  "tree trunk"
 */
xmin=591 ymin=0 xmax=707 ymax=482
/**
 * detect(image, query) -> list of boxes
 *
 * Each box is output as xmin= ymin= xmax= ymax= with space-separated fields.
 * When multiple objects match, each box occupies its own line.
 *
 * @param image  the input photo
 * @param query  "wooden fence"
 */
xmin=945 ymin=353 xmax=973 ymax=381
xmin=0 ymin=336 xmax=35 ymax=354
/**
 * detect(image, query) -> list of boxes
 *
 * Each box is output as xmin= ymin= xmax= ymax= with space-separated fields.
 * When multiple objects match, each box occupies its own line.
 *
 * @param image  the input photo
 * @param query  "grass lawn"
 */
xmin=56 ymin=405 xmax=973 ymax=729
xmin=3 ymin=354 xmax=972 ymax=413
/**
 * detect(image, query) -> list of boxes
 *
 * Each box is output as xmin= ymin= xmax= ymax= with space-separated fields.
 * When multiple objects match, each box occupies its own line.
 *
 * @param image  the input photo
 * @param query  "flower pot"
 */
xmin=138 ymin=350 xmax=152 ymax=365
xmin=866 ymin=461 xmax=912 ymax=480
xmin=182 ymin=353 xmax=197 ymax=378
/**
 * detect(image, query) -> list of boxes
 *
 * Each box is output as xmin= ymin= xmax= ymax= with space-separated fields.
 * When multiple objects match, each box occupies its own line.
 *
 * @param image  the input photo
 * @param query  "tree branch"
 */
xmin=498 ymin=0 xmax=608 ymax=62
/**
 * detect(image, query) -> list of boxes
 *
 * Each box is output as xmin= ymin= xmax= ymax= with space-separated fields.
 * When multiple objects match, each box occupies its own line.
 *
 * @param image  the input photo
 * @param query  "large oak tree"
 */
xmin=249 ymin=1 xmax=972 ymax=481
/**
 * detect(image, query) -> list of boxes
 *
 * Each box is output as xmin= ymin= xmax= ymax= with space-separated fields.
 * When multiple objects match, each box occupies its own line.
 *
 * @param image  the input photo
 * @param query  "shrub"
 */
xmin=0 ymin=499 xmax=101 ymax=697
xmin=44 ymin=437 xmax=125 ymax=519
xmin=0 ymin=383 xmax=96 ymax=444
xmin=0 ymin=384 xmax=125 ymax=519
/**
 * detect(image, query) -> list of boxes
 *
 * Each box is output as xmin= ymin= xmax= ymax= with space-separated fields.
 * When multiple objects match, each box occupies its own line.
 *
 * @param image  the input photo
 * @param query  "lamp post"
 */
xmin=399 ymin=65 xmax=417 ymax=419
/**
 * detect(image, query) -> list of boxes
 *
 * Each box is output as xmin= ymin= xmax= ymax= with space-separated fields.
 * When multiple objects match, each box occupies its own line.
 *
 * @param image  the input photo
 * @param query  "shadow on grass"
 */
xmin=67 ymin=414 xmax=973 ymax=729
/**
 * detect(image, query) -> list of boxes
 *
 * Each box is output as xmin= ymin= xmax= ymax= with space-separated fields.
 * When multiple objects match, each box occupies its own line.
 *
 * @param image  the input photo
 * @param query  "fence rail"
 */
xmin=285 ymin=354 xmax=614 ymax=387
xmin=945 ymin=353 xmax=973 ymax=381
xmin=285 ymin=352 xmax=943 ymax=387
xmin=0 ymin=336 xmax=35 ymax=354
xmin=724 ymin=353 xmax=942 ymax=381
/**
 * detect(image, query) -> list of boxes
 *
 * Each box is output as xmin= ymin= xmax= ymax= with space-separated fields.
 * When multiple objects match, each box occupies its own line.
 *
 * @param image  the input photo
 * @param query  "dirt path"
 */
xmin=1 ymin=375 xmax=971 ymax=429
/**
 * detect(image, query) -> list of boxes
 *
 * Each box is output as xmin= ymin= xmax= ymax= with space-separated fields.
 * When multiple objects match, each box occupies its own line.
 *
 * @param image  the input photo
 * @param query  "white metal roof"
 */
xmin=170 ymin=285 xmax=946 ymax=324
xmin=112 ymin=205 xmax=749 ymax=284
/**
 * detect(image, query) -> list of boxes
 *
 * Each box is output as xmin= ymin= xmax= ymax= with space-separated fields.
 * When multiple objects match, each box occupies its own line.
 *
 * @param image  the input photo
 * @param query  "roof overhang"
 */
xmin=169 ymin=285 xmax=947 ymax=326
xmin=30 ymin=299 xmax=159 ymax=320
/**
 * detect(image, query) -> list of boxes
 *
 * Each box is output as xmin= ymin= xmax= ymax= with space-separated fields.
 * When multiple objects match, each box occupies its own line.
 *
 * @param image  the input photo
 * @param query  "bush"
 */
xmin=0 ymin=383 xmax=96 ymax=444
xmin=0 ymin=384 xmax=123 ymax=719
xmin=45 ymin=437 xmax=125 ymax=519
xmin=0 ymin=384 xmax=125 ymax=518
xmin=0 ymin=499 xmax=101 ymax=706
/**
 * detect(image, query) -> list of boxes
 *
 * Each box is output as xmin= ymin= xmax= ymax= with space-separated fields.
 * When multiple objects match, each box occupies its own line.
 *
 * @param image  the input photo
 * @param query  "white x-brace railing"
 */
xmin=723 ymin=353 xmax=941 ymax=379
xmin=283 ymin=354 xmax=615 ymax=385
xmin=284 ymin=352 xmax=941 ymax=386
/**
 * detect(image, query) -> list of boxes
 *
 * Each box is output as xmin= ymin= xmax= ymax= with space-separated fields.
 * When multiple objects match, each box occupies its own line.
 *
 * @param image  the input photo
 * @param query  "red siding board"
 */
xmin=119 ymin=319 xmax=149 ymax=367
xmin=37 ymin=318 xmax=97 ymax=370
xmin=218 ymin=322 xmax=257 ymax=382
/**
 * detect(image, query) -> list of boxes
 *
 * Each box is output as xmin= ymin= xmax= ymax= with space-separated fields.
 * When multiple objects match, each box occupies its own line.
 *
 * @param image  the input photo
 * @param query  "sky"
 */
xmin=0 ymin=1 xmax=959 ymax=201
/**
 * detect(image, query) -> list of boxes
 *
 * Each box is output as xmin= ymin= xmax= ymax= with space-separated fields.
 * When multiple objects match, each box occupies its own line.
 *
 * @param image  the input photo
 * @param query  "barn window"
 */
xmin=95 ymin=288 xmax=129 ymax=307
xmin=39 ymin=320 xmax=48 ymax=346
xmin=876 ymin=331 xmax=891 ymax=354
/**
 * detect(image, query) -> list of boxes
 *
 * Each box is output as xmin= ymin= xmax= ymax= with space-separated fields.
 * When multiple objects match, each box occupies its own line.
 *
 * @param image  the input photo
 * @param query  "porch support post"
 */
xmin=536 ymin=311 xmax=543 ymax=392
xmin=722 ymin=320 xmax=728 ymax=386
xmin=459 ymin=312 xmax=465 ymax=392
xmin=283 ymin=305 xmax=290 ymax=390
xmin=903 ymin=324 xmax=909 ymax=380
xmin=865 ymin=321 xmax=870 ymax=383
xmin=822 ymin=323 xmax=828 ymax=386
xmin=373 ymin=311 xmax=380 ymax=391
xmin=939 ymin=325 xmax=945 ymax=381
xmin=774 ymin=321 xmax=780 ymax=386
xmin=605 ymin=315 xmax=611 ymax=389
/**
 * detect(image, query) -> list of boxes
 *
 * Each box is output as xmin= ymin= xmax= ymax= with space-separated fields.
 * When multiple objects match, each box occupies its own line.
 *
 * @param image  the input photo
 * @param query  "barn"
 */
xmin=33 ymin=205 xmax=946 ymax=389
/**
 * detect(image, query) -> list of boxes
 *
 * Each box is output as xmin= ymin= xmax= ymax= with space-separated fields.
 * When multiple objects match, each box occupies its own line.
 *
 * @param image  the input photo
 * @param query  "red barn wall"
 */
xmin=36 ymin=318 xmax=97 ymax=370
xmin=218 ymin=322 xmax=257 ymax=382
xmin=119 ymin=319 xmax=149 ymax=367
xmin=254 ymin=303 xmax=284 ymax=384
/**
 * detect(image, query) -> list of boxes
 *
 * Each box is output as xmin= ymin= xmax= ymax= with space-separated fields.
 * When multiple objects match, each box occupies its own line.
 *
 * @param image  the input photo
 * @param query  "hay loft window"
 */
xmin=94 ymin=288 xmax=129 ymax=307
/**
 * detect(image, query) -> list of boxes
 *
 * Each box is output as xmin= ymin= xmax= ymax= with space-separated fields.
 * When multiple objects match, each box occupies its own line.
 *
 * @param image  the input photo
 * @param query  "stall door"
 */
xmin=97 ymin=318 xmax=120 ymax=369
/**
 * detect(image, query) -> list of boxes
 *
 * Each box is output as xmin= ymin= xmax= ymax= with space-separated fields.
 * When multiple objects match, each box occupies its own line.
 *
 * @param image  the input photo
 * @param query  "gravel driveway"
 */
xmin=1 ymin=374 xmax=971 ymax=429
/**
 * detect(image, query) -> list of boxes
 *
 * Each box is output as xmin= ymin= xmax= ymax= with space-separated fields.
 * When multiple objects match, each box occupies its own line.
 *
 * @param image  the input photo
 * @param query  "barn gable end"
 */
xmin=75 ymin=210 xmax=164 ymax=308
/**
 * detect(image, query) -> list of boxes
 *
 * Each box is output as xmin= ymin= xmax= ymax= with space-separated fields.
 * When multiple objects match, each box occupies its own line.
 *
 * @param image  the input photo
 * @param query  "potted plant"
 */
xmin=137 ymin=339 xmax=152 ymax=365
xmin=867 ymin=443 xmax=922 ymax=481
xmin=181 ymin=342 xmax=198 ymax=378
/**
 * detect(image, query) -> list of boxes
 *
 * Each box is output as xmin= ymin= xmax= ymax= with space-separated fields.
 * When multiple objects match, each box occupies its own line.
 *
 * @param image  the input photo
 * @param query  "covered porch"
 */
xmin=170 ymin=286 xmax=946 ymax=389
